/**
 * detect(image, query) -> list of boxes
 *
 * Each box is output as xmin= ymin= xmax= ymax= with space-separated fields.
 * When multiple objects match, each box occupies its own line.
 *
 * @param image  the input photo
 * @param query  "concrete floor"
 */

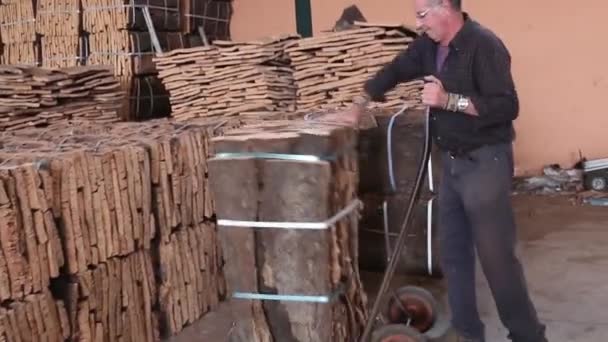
xmin=479 ymin=195 xmax=608 ymax=341
xmin=167 ymin=194 xmax=608 ymax=341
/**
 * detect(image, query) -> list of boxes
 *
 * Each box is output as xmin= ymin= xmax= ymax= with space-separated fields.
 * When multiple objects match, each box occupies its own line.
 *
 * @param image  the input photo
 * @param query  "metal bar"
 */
xmin=426 ymin=197 xmax=434 ymax=276
xmin=213 ymin=152 xmax=323 ymax=162
xmin=382 ymin=200 xmax=392 ymax=263
xmin=198 ymin=26 xmax=209 ymax=46
xmin=142 ymin=6 xmax=163 ymax=54
xmin=232 ymin=292 xmax=331 ymax=303
xmin=218 ymin=200 xmax=361 ymax=230
xmin=359 ymin=106 xmax=432 ymax=342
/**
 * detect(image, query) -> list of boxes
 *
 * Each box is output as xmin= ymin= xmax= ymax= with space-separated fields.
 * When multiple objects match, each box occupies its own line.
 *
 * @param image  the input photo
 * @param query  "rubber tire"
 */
xmin=588 ymin=175 xmax=607 ymax=191
xmin=386 ymin=286 xmax=449 ymax=339
xmin=370 ymin=324 xmax=428 ymax=342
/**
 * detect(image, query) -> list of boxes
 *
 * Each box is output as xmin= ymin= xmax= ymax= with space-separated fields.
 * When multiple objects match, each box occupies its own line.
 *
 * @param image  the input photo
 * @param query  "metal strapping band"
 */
xmin=214 ymin=152 xmax=325 ymax=163
xmin=232 ymin=292 xmax=333 ymax=303
xmin=37 ymin=10 xmax=80 ymax=14
xmin=184 ymin=13 xmax=230 ymax=23
xmin=218 ymin=199 xmax=361 ymax=230
xmin=213 ymin=147 xmax=354 ymax=163
xmin=0 ymin=160 xmax=47 ymax=171
xmin=1 ymin=19 xmax=35 ymax=27
xmin=83 ymin=4 xmax=179 ymax=12
xmin=89 ymin=51 xmax=155 ymax=57
xmin=43 ymin=56 xmax=84 ymax=61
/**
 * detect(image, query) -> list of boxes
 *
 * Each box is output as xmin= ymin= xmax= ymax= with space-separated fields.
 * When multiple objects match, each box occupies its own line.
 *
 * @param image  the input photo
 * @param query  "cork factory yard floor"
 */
xmin=166 ymin=194 xmax=608 ymax=342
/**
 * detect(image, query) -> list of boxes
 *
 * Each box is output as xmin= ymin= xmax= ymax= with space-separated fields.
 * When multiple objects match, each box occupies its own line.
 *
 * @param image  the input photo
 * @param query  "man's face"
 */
xmin=414 ymin=0 xmax=447 ymax=42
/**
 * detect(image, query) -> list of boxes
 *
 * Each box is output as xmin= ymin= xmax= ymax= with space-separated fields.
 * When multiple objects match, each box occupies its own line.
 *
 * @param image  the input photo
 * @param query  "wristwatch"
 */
xmin=457 ymin=96 xmax=470 ymax=111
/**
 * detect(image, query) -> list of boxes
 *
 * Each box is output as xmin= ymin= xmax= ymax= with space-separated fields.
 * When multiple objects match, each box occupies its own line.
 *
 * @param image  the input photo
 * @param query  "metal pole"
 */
xmin=359 ymin=106 xmax=432 ymax=341
xmin=142 ymin=6 xmax=163 ymax=54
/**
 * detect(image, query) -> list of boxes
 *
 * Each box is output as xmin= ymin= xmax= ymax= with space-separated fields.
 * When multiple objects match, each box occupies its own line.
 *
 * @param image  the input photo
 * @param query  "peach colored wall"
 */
xmin=230 ymin=0 xmax=608 ymax=174
xmin=230 ymin=0 xmax=296 ymax=41
xmin=466 ymin=1 xmax=608 ymax=175
xmin=310 ymin=0 xmax=415 ymax=33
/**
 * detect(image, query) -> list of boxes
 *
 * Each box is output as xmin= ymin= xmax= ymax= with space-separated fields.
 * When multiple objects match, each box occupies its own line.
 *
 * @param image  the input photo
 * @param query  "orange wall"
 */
xmin=230 ymin=0 xmax=608 ymax=174
xmin=310 ymin=0 xmax=414 ymax=33
xmin=466 ymin=1 xmax=608 ymax=175
xmin=230 ymin=0 xmax=296 ymax=41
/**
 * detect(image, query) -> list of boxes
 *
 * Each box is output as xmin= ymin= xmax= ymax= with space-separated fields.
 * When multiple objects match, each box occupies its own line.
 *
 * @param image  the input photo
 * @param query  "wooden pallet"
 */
xmin=65 ymin=250 xmax=159 ymax=342
xmin=0 ymin=0 xmax=36 ymax=44
xmin=208 ymin=118 xmax=368 ymax=341
xmin=82 ymin=0 xmax=180 ymax=33
xmin=36 ymin=0 xmax=80 ymax=37
xmin=285 ymin=23 xmax=423 ymax=110
xmin=0 ymin=289 xmax=70 ymax=342
xmin=154 ymin=35 xmax=299 ymax=121
xmin=0 ymin=65 xmax=123 ymax=130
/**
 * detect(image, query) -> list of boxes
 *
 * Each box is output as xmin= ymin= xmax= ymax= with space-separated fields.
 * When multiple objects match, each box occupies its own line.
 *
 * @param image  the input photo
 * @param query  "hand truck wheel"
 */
xmin=386 ymin=286 xmax=442 ymax=334
xmin=371 ymin=324 xmax=427 ymax=342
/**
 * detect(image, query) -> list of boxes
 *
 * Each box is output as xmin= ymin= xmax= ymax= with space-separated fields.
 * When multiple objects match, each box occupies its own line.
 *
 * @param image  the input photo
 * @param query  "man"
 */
xmin=343 ymin=1 xmax=548 ymax=341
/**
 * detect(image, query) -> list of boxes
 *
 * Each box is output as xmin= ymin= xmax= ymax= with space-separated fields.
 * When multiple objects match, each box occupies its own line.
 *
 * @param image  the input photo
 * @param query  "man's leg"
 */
xmin=438 ymin=153 xmax=485 ymax=340
xmin=459 ymin=144 xmax=546 ymax=342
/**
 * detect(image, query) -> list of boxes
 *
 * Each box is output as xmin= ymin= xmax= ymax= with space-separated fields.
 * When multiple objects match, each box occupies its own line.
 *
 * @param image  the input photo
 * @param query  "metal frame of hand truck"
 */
xmin=359 ymin=105 xmax=441 ymax=342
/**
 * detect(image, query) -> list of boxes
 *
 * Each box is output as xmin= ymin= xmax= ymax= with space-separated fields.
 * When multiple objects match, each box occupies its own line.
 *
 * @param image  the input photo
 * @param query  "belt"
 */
xmin=445 ymin=148 xmax=475 ymax=160
xmin=448 ymin=151 xmax=473 ymax=161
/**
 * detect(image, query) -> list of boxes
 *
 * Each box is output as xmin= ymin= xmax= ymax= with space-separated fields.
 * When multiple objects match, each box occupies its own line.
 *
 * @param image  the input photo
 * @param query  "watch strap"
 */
xmin=445 ymin=93 xmax=460 ymax=112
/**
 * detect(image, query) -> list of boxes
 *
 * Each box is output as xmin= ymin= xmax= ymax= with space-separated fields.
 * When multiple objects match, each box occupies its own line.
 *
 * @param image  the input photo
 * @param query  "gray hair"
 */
xmin=449 ymin=0 xmax=462 ymax=10
xmin=429 ymin=0 xmax=462 ymax=10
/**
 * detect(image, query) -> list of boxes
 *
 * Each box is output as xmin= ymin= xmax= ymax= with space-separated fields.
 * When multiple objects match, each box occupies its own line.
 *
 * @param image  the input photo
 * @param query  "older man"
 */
xmin=345 ymin=1 xmax=548 ymax=341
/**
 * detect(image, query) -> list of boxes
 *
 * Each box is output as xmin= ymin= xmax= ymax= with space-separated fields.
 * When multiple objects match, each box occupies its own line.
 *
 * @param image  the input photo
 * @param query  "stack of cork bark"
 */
xmin=133 ymin=119 xmax=229 ymax=335
xmin=1 ymin=124 xmax=163 ymax=341
xmin=81 ymin=0 xmax=185 ymax=121
xmin=36 ymin=0 xmax=84 ymax=68
xmin=285 ymin=22 xmax=424 ymax=111
xmin=154 ymin=34 xmax=300 ymax=121
xmin=0 ymin=65 xmax=123 ymax=131
xmin=0 ymin=148 xmax=70 ymax=341
xmin=180 ymin=0 xmax=233 ymax=41
xmin=0 ymin=115 xmax=233 ymax=340
xmin=0 ymin=0 xmax=39 ymax=65
xmin=208 ymin=118 xmax=368 ymax=341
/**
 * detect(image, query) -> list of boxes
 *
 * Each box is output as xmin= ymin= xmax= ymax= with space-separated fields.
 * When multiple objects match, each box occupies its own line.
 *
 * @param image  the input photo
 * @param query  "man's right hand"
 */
xmin=320 ymin=104 xmax=364 ymax=127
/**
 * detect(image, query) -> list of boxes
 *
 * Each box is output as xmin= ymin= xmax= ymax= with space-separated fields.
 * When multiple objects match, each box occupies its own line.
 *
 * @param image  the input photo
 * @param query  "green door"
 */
xmin=295 ymin=0 xmax=313 ymax=37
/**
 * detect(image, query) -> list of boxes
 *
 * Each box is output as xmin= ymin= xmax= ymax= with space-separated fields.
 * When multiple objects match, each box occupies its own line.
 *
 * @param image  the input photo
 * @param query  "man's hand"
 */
xmin=319 ymin=104 xmax=363 ymax=126
xmin=422 ymin=75 xmax=448 ymax=109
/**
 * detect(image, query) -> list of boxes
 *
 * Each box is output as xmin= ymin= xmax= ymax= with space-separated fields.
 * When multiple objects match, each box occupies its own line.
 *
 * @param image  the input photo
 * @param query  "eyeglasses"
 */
xmin=415 ymin=5 xmax=440 ymax=19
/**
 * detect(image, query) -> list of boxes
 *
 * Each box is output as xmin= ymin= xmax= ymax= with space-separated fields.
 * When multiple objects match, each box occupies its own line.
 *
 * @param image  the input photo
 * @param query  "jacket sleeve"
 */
xmin=469 ymin=35 xmax=519 ymax=128
xmin=363 ymin=37 xmax=425 ymax=102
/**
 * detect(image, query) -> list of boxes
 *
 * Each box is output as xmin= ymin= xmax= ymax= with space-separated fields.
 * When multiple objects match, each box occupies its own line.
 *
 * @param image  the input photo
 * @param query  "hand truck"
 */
xmin=360 ymin=105 xmax=449 ymax=342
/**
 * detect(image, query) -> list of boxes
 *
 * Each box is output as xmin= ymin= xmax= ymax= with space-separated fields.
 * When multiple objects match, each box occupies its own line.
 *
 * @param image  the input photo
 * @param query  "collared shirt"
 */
xmin=363 ymin=13 xmax=518 ymax=154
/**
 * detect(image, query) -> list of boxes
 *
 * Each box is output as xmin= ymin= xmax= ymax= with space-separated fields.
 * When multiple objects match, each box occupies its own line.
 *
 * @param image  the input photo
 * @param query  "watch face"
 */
xmin=458 ymin=98 xmax=469 ymax=110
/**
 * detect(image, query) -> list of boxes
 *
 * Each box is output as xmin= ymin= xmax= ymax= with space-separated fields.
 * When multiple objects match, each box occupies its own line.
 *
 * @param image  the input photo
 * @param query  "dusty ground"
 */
xmin=166 ymin=194 xmax=608 ymax=341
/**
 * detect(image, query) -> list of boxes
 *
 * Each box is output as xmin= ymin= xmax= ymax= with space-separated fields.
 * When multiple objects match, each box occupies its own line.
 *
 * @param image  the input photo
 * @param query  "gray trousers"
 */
xmin=437 ymin=143 xmax=547 ymax=342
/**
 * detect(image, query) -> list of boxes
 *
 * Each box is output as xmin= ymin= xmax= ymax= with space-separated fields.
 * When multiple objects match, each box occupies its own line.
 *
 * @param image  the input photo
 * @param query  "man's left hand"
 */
xmin=422 ymin=75 xmax=448 ymax=109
